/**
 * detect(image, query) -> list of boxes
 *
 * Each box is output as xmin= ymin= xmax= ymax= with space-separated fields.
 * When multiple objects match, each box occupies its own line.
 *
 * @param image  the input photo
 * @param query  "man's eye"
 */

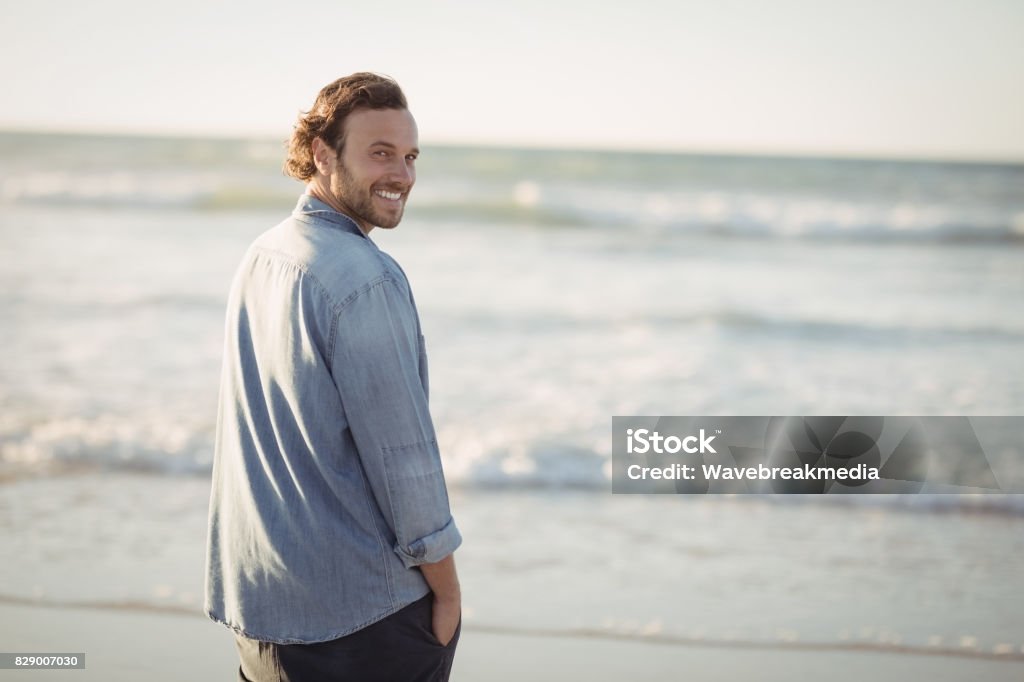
xmin=406 ymin=155 xmax=418 ymax=162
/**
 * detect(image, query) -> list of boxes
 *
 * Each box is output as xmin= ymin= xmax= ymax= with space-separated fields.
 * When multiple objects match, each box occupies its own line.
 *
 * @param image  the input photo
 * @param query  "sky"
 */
xmin=1 ymin=0 xmax=1022 ymax=161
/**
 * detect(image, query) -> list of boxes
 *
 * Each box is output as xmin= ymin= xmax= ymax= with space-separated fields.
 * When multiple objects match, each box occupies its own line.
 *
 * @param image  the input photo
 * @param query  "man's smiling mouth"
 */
xmin=374 ymin=190 xmax=402 ymax=201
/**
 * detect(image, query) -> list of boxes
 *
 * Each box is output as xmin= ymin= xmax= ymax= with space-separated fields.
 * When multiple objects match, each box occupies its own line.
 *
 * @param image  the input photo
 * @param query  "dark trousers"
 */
xmin=235 ymin=595 xmax=460 ymax=682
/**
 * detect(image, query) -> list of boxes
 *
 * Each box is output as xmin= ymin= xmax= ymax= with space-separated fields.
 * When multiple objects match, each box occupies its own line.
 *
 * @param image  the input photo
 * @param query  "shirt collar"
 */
xmin=292 ymin=194 xmax=369 ymax=239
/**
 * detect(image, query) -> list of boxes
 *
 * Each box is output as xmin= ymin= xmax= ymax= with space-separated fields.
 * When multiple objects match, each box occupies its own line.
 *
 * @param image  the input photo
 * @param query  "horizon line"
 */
xmin=2 ymin=124 xmax=1023 ymax=168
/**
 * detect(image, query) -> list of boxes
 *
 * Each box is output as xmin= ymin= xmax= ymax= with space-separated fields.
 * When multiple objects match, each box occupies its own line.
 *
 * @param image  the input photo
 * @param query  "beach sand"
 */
xmin=2 ymin=601 xmax=1023 ymax=681
xmin=2 ymin=473 xmax=1023 ymax=680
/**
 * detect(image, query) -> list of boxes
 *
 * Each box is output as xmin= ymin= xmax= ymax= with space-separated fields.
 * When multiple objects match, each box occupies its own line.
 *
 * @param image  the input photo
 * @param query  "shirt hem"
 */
xmin=205 ymin=586 xmax=431 ymax=644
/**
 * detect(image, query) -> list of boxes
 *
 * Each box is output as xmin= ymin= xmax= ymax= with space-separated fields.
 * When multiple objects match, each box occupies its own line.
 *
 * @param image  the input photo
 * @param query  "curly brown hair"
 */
xmin=283 ymin=73 xmax=408 ymax=181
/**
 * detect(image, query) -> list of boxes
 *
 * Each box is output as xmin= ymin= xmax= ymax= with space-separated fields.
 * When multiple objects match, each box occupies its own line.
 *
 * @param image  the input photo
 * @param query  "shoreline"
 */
xmin=3 ymin=473 xmax=1023 ymax=681
xmin=3 ymin=595 xmax=1022 ymax=665
xmin=3 ymin=602 xmax=1023 ymax=682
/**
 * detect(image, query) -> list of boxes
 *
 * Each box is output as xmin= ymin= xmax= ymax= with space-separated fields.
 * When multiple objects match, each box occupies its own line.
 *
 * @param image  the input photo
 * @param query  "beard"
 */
xmin=329 ymin=161 xmax=406 ymax=230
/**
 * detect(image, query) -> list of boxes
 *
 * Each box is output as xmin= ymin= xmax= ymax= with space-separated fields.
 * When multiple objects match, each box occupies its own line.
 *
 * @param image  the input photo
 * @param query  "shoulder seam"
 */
xmin=326 ymin=276 xmax=401 ymax=369
xmin=251 ymin=245 xmax=394 ymax=316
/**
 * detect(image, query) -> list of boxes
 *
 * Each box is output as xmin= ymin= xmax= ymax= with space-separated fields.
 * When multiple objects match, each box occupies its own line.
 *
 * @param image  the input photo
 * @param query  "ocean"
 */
xmin=2 ymin=131 xmax=1022 ymax=488
xmin=1 ymin=130 xmax=1023 ymax=667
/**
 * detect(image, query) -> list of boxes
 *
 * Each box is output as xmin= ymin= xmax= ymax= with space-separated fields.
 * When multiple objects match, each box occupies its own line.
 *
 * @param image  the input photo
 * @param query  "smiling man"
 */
xmin=205 ymin=73 xmax=462 ymax=682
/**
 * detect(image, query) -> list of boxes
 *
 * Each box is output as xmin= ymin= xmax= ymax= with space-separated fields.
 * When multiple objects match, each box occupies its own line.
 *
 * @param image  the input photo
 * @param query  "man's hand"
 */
xmin=419 ymin=553 xmax=461 ymax=646
xmin=432 ymin=595 xmax=461 ymax=646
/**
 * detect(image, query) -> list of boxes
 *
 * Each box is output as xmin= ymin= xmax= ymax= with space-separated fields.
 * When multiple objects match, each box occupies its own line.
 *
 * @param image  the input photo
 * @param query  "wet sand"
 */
xmin=2 ymin=601 xmax=1023 ymax=681
xmin=2 ymin=474 xmax=1023 ymax=680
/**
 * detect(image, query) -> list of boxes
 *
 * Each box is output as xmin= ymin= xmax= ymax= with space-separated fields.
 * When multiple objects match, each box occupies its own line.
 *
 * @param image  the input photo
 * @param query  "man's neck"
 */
xmin=305 ymin=183 xmax=373 ymax=236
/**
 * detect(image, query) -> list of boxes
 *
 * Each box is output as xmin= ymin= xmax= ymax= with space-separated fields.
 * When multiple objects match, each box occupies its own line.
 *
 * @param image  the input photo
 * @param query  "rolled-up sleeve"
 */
xmin=329 ymin=277 xmax=461 ymax=568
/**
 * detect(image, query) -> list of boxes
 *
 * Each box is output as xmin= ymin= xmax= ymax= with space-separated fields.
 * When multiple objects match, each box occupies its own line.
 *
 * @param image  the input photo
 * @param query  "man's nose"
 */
xmin=390 ymin=158 xmax=414 ymax=186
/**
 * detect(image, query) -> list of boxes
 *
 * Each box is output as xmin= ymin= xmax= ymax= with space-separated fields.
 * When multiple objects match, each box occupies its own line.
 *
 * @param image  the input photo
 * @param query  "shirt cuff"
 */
xmin=393 ymin=516 xmax=463 ymax=568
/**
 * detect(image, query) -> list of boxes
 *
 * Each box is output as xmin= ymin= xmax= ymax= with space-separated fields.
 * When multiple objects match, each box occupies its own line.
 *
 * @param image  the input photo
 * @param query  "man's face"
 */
xmin=323 ymin=108 xmax=419 ymax=233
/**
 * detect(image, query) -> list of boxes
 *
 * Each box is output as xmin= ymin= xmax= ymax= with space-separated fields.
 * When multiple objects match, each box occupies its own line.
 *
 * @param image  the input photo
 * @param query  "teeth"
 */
xmin=375 ymin=190 xmax=402 ymax=200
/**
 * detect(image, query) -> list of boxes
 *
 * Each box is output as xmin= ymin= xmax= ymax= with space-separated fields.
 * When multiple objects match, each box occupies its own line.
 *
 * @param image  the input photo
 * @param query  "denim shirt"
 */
xmin=204 ymin=194 xmax=461 ymax=644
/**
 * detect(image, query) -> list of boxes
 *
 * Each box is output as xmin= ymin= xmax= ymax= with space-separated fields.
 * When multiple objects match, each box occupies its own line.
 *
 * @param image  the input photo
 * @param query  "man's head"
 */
xmin=284 ymin=73 xmax=418 ymax=234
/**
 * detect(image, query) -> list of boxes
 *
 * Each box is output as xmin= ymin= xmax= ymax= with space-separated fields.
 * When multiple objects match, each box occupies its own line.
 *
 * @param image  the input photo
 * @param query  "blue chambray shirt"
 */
xmin=204 ymin=194 xmax=461 ymax=644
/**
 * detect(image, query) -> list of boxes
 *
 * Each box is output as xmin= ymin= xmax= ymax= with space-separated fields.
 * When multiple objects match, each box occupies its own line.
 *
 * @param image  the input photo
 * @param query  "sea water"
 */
xmin=1 ymin=131 xmax=1023 ymax=659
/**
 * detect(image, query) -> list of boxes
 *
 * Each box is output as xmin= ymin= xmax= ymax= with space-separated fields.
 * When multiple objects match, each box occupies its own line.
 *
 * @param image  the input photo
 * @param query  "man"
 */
xmin=205 ymin=73 xmax=462 ymax=682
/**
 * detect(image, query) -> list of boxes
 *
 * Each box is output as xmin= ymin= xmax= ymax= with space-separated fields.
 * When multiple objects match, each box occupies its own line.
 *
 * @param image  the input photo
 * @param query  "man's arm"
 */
xmin=420 ymin=553 xmax=461 ymax=646
xmin=329 ymin=277 xmax=462 ymax=567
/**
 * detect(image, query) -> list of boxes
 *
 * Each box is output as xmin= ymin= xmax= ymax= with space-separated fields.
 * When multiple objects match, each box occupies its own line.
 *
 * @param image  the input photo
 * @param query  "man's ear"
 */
xmin=311 ymin=137 xmax=334 ymax=175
